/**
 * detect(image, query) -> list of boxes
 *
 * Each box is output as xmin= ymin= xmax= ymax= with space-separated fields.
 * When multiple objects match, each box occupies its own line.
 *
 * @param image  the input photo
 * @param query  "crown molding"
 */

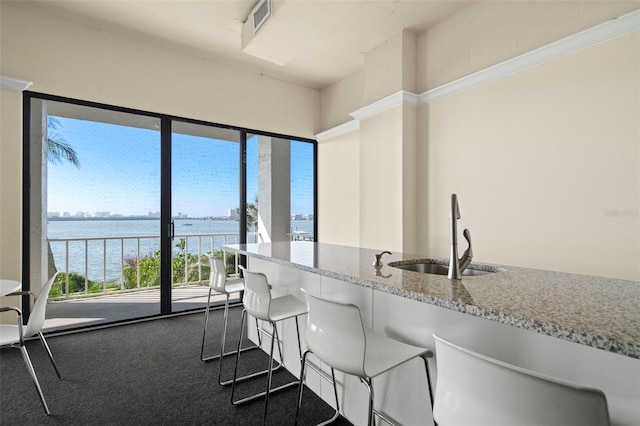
xmin=316 ymin=9 xmax=639 ymax=142
xmin=0 ymin=75 xmax=33 ymax=91
xmin=316 ymin=119 xmax=359 ymax=142
xmin=350 ymin=90 xmax=419 ymax=121
xmin=419 ymin=8 xmax=640 ymax=105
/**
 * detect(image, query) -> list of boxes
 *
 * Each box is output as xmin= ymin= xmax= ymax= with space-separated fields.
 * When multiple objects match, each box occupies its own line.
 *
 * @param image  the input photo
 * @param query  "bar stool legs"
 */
xmin=231 ymin=310 xmax=304 ymax=425
xmin=200 ymin=289 xmax=264 ymax=385
xmin=295 ymin=289 xmax=436 ymax=426
xmin=295 ymin=351 xmax=340 ymax=426
xmin=230 ymin=268 xmax=309 ymax=425
xmin=296 ymin=352 xmax=434 ymax=426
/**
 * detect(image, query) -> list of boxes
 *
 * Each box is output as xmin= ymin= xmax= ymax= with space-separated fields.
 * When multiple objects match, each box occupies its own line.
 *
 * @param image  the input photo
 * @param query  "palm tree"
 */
xmin=47 ymin=117 xmax=79 ymax=167
xmin=247 ymin=195 xmax=258 ymax=232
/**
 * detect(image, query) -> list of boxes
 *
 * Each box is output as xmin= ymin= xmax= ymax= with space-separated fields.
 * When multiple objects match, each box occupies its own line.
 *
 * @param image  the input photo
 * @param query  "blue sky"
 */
xmin=47 ymin=117 xmax=314 ymax=217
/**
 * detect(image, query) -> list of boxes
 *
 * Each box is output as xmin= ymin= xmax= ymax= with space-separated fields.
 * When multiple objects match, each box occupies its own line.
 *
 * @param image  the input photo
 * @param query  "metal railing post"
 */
xmin=103 ymin=240 xmax=107 ymax=292
xmin=136 ymin=238 xmax=141 ymax=289
xmin=198 ymin=236 xmax=202 ymax=283
xmin=84 ymin=240 xmax=89 ymax=294
xmin=183 ymin=237 xmax=189 ymax=286
xmin=120 ymin=239 xmax=125 ymax=291
xmin=65 ymin=241 xmax=70 ymax=298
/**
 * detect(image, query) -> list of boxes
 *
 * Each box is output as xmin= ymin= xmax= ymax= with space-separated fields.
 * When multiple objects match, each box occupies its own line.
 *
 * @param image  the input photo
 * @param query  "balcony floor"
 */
xmin=44 ymin=285 xmax=236 ymax=332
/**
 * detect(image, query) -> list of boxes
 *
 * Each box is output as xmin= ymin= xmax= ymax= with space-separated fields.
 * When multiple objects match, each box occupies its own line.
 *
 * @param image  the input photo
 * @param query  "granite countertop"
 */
xmin=224 ymin=241 xmax=640 ymax=359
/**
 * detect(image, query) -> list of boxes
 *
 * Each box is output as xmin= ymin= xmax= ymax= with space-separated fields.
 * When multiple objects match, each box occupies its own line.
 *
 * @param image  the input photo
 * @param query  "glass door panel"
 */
xmin=26 ymin=94 xmax=316 ymax=330
xmin=246 ymin=133 xmax=316 ymax=244
xmin=35 ymin=98 xmax=161 ymax=330
xmin=171 ymin=122 xmax=240 ymax=313
xmin=246 ymin=134 xmax=260 ymax=243
xmin=290 ymin=140 xmax=315 ymax=241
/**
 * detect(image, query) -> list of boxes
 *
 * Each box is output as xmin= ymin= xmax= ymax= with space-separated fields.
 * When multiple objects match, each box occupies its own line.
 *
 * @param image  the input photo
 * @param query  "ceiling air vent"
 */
xmin=252 ymin=0 xmax=271 ymax=33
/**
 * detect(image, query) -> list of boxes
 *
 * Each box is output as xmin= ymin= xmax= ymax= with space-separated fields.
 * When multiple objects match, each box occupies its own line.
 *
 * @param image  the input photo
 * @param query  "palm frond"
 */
xmin=47 ymin=117 xmax=80 ymax=167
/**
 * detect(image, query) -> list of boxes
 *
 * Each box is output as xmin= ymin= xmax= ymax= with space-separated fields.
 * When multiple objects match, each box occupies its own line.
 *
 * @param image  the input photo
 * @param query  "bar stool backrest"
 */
xmin=24 ymin=273 xmax=58 ymax=338
xmin=301 ymin=289 xmax=366 ymax=377
xmin=207 ymin=255 xmax=227 ymax=293
xmin=433 ymin=334 xmax=610 ymax=426
xmin=242 ymin=270 xmax=272 ymax=321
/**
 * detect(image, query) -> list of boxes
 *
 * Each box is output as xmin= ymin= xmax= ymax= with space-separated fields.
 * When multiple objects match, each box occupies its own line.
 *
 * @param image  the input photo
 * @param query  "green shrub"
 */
xmin=50 ymin=272 xmax=101 ymax=297
xmin=123 ymin=250 xmax=161 ymax=288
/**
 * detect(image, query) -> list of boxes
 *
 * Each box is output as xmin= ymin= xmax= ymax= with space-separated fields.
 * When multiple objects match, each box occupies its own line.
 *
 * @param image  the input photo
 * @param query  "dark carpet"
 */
xmin=0 ymin=307 xmax=351 ymax=425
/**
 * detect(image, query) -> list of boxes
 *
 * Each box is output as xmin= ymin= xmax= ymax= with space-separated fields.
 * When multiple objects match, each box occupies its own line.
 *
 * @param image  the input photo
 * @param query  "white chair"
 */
xmin=200 ymin=255 xmax=262 ymax=385
xmin=231 ymin=268 xmax=308 ymax=425
xmin=0 ymin=273 xmax=61 ymax=415
xmin=432 ymin=334 xmax=610 ymax=426
xmin=295 ymin=289 xmax=435 ymax=426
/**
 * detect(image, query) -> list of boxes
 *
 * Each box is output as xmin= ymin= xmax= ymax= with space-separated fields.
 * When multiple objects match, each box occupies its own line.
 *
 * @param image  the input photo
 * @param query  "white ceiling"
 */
xmin=23 ymin=0 xmax=472 ymax=89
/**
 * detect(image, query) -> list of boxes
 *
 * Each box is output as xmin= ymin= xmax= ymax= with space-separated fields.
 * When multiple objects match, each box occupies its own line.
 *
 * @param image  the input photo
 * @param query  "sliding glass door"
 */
xmin=28 ymin=97 xmax=162 ymax=329
xmin=246 ymin=133 xmax=316 ymax=244
xmin=24 ymin=92 xmax=316 ymax=331
xmin=170 ymin=122 xmax=241 ymax=313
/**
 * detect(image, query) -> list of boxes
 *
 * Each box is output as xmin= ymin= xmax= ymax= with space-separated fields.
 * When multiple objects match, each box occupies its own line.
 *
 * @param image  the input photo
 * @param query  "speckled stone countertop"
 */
xmin=224 ymin=242 xmax=640 ymax=359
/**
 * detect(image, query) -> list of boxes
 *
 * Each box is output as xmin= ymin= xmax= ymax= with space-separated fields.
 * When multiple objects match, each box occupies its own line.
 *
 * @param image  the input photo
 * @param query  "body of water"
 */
xmin=48 ymin=219 xmax=314 ymax=282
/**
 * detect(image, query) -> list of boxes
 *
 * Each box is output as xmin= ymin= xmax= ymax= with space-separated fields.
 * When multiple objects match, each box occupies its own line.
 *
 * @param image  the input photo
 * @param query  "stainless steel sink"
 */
xmin=389 ymin=260 xmax=503 ymax=276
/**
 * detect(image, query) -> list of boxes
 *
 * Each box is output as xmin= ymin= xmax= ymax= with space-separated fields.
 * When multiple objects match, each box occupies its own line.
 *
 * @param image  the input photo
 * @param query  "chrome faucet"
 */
xmin=448 ymin=194 xmax=473 ymax=279
xmin=373 ymin=251 xmax=392 ymax=268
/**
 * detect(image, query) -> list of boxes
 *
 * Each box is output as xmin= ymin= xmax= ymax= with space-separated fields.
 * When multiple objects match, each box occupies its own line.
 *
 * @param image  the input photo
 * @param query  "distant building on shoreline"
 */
xmin=291 ymin=214 xmax=313 ymax=220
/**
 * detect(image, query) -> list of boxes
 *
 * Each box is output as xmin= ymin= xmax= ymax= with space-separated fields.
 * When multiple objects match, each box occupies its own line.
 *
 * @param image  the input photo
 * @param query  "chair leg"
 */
xmin=421 ymin=354 xmax=438 ymax=426
xmin=230 ymin=309 xmax=248 ymax=404
xmin=329 ymin=367 xmax=340 ymax=423
xmin=361 ymin=377 xmax=375 ymax=426
xmin=201 ymin=291 xmax=262 ymax=384
xmin=218 ymin=317 xmax=265 ymax=385
xmin=231 ymin=317 xmax=301 ymax=408
xmin=218 ymin=294 xmax=231 ymax=362
xmin=225 ymin=316 xmax=286 ymax=387
xmin=203 ymin=292 xmax=257 ymax=362
xmin=199 ymin=288 xmax=215 ymax=361
xmin=19 ymin=345 xmax=50 ymax=416
xmin=294 ymin=350 xmax=310 ymax=425
xmin=38 ymin=331 xmax=62 ymax=379
xmin=294 ymin=316 xmax=302 ymax=360
xmin=262 ymin=320 xmax=278 ymax=425
xmin=296 ymin=351 xmax=341 ymax=426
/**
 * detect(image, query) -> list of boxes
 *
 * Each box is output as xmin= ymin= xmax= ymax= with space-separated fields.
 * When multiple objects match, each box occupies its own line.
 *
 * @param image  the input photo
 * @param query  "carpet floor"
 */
xmin=0 ymin=307 xmax=351 ymax=425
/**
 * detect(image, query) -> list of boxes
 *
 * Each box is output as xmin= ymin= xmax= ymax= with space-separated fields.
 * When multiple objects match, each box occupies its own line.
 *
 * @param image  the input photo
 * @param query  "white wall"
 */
xmin=420 ymin=31 xmax=640 ymax=280
xmin=0 ymin=3 xmax=319 ymax=137
xmin=318 ymin=2 xmax=640 ymax=281
xmin=0 ymin=90 xmax=23 ymax=280
xmin=317 ymin=130 xmax=360 ymax=245
xmin=359 ymin=108 xmax=405 ymax=251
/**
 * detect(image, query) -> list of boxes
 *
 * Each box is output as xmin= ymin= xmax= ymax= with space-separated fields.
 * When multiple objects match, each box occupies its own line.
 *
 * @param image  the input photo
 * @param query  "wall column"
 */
xmin=358 ymin=30 xmax=419 ymax=253
xmin=257 ymin=136 xmax=291 ymax=243
xmin=29 ymin=99 xmax=49 ymax=293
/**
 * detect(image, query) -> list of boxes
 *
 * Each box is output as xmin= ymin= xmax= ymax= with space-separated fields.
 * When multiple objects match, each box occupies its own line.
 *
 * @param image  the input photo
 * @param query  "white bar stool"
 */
xmin=200 ymin=255 xmax=263 ymax=385
xmin=433 ymin=334 xmax=610 ymax=426
xmin=295 ymin=289 xmax=435 ymax=426
xmin=231 ymin=268 xmax=308 ymax=425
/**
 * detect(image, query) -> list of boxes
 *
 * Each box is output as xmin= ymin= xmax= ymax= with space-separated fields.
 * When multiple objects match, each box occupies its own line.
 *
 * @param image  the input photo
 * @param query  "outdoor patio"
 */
xmin=43 ymin=285 xmax=236 ymax=332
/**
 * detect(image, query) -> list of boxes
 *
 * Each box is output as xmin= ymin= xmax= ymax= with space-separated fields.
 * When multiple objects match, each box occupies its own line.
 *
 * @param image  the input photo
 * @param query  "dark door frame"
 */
xmin=21 ymin=91 xmax=317 ymax=325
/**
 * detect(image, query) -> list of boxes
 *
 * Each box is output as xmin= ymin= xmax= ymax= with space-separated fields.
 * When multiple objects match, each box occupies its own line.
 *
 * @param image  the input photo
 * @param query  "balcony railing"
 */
xmin=48 ymin=232 xmax=257 ymax=300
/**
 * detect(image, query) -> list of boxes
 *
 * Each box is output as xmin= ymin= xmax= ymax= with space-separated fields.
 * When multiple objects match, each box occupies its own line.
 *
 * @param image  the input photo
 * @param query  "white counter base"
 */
xmin=245 ymin=257 xmax=639 ymax=426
